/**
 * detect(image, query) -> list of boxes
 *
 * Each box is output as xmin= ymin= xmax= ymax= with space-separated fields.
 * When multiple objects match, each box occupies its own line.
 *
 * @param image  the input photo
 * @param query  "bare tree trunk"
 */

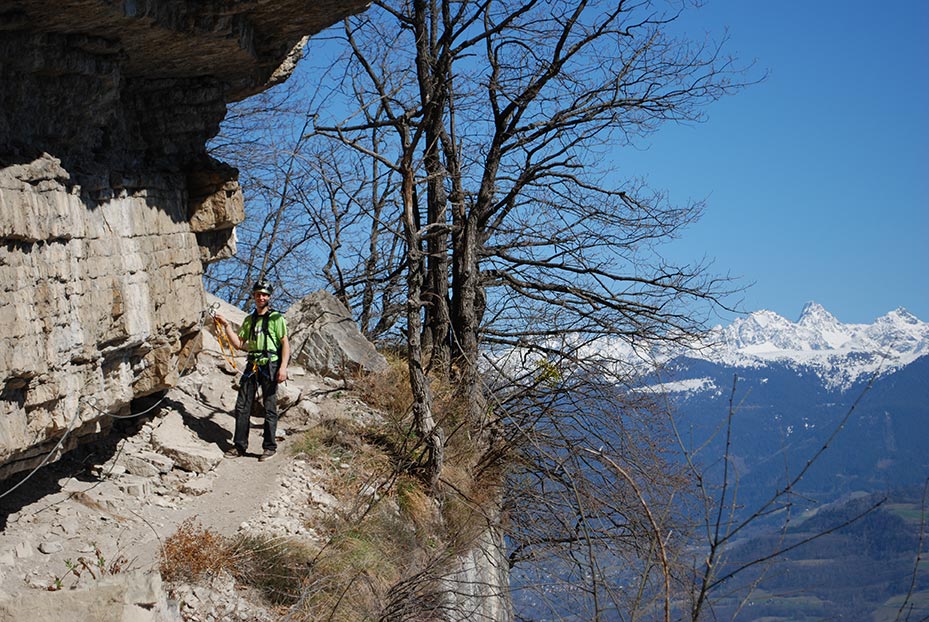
xmin=402 ymin=151 xmax=445 ymax=491
xmin=414 ymin=0 xmax=452 ymax=374
xmin=450 ymin=124 xmax=503 ymax=429
xmin=451 ymin=209 xmax=487 ymax=429
xmin=359 ymin=126 xmax=389 ymax=336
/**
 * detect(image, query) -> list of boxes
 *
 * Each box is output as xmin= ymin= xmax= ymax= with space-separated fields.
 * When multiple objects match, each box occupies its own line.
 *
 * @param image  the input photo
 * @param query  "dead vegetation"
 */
xmin=160 ymin=518 xmax=316 ymax=607
xmin=159 ymin=354 xmax=505 ymax=621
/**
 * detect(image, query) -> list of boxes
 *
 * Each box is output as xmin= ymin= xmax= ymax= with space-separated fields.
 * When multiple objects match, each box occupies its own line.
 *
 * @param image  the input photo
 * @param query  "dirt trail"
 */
xmin=127 ymin=411 xmax=298 ymax=568
xmin=0 ymin=346 xmax=338 ymax=601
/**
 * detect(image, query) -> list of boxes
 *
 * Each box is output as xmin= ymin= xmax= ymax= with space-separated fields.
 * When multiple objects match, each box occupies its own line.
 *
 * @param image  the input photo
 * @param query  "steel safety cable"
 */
xmin=0 ymin=304 xmax=216 ymax=500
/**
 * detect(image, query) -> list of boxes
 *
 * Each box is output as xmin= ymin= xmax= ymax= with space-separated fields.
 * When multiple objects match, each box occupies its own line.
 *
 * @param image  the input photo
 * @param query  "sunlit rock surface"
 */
xmin=0 ymin=0 xmax=370 ymax=478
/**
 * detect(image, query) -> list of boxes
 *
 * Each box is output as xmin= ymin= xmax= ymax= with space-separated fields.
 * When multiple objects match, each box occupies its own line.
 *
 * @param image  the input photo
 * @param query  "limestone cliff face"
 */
xmin=445 ymin=520 xmax=514 ymax=621
xmin=0 ymin=0 xmax=370 ymax=478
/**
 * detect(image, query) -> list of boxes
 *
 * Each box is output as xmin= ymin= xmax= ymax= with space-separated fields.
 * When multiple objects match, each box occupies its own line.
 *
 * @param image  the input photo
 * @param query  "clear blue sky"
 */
xmin=621 ymin=0 xmax=929 ymax=325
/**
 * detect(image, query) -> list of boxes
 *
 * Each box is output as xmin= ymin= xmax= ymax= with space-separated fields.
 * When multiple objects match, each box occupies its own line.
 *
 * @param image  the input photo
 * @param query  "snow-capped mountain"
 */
xmin=686 ymin=302 xmax=929 ymax=390
xmin=637 ymin=304 xmax=929 ymax=513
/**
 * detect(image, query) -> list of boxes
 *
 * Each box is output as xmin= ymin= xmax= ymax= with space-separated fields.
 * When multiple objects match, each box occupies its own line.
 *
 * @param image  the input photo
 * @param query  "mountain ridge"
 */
xmin=676 ymin=302 xmax=929 ymax=391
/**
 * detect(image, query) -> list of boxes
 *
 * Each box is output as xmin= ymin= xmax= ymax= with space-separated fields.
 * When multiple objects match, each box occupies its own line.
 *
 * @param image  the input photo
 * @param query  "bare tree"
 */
xmin=309 ymin=0 xmax=747 ymax=478
xmin=236 ymin=0 xmax=747 ymax=619
xmin=207 ymin=74 xmax=408 ymax=335
xmin=211 ymin=1 xmax=766 ymax=619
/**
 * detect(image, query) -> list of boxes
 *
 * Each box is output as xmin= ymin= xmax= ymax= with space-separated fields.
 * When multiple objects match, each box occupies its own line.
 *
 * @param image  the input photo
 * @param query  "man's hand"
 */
xmin=276 ymin=366 xmax=288 ymax=383
xmin=213 ymin=314 xmax=243 ymax=351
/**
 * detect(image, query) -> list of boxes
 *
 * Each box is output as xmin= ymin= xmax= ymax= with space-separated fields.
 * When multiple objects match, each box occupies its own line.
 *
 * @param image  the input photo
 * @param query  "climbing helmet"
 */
xmin=252 ymin=279 xmax=273 ymax=295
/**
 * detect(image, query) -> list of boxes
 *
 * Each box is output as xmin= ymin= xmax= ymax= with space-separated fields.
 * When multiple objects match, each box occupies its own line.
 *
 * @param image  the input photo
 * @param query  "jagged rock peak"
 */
xmin=882 ymin=307 xmax=920 ymax=325
xmin=797 ymin=301 xmax=839 ymax=326
xmin=699 ymin=304 xmax=929 ymax=390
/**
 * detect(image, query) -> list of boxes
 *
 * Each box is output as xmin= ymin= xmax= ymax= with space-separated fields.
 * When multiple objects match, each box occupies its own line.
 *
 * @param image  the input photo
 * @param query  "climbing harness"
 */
xmin=244 ymin=308 xmax=283 ymax=372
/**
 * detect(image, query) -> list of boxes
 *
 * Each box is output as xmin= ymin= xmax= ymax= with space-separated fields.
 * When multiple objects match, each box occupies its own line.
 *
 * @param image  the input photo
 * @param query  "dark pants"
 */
xmin=232 ymin=361 xmax=279 ymax=452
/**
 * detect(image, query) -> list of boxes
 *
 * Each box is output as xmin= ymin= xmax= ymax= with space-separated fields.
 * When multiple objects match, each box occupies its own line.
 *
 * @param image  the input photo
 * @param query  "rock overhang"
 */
xmin=0 ymin=0 xmax=370 ymax=102
xmin=1 ymin=1 xmax=371 ymax=169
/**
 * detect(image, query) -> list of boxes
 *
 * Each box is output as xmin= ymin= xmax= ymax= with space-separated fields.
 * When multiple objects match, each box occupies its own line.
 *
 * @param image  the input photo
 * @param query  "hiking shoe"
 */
xmin=258 ymin=449 xmax=276 ymax=462
xmin=225 ymin=447 xmax=245 ymax=458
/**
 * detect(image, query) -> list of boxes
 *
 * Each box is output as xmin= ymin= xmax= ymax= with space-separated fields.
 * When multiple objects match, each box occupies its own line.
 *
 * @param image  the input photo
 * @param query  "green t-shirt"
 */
xmin=238 ymin=311 xmax=287 ymax=364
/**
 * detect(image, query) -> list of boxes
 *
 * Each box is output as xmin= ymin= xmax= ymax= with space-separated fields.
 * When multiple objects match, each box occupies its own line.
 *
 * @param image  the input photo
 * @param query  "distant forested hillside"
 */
xmin=661 ymin=354 xmax=929 ymax=517
xmin=710 ymin=487 xmax=928 ymax=621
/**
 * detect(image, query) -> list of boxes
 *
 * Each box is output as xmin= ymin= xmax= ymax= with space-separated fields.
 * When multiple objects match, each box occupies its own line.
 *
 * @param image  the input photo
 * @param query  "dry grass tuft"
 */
xmin=293 ymin=416 xmax=394 ymax=509
xmin=161 ymin=520 xmax=315 ymax=607
xmin=436 ymin=464 xmax=487 ymax=548
xmin=300 ymin=504 xmax=416 ymax=622
xmin=291 ymin=415 xmax=367 ymax=460
xmin=396 ymin=475 xmax=436 ymax=533
xmin=354 ymin=355 xmax=412 ymax=420
xmin=229 ymin=535 xmax=317 ymax=606
xmin=160 ymin=518 xmax=234 ymax=584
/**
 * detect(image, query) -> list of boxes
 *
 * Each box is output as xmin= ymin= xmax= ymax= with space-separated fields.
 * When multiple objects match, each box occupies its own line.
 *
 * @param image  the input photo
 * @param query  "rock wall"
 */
xmin=445 ymin=520 xmax=514 ymax=622
xmin=0 ymin=0 xmax=370 ymax=478
xmin=0 ymin=156 xmax=206 ymax=478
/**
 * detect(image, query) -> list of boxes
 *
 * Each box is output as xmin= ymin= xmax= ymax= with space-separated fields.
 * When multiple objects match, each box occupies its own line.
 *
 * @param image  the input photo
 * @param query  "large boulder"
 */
xmin=286 ymin=291 xmax=387 ymax=380
xmin=150 ymin=411 xmax=223 ymax=473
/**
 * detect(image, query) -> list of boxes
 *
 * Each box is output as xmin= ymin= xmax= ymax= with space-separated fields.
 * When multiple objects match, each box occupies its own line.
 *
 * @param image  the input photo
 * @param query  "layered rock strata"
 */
xmin=0 ymin=0 xmax=370 ymax=478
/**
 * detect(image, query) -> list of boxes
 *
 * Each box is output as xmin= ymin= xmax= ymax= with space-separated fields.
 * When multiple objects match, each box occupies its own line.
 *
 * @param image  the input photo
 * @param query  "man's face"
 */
xmin=253 ymin=290 xmax=271 ymax=309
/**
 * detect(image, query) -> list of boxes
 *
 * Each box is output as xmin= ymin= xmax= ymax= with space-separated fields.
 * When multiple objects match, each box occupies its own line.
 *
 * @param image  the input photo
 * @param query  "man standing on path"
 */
xmin=213 ymin=280 xmax=290 ymax=462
